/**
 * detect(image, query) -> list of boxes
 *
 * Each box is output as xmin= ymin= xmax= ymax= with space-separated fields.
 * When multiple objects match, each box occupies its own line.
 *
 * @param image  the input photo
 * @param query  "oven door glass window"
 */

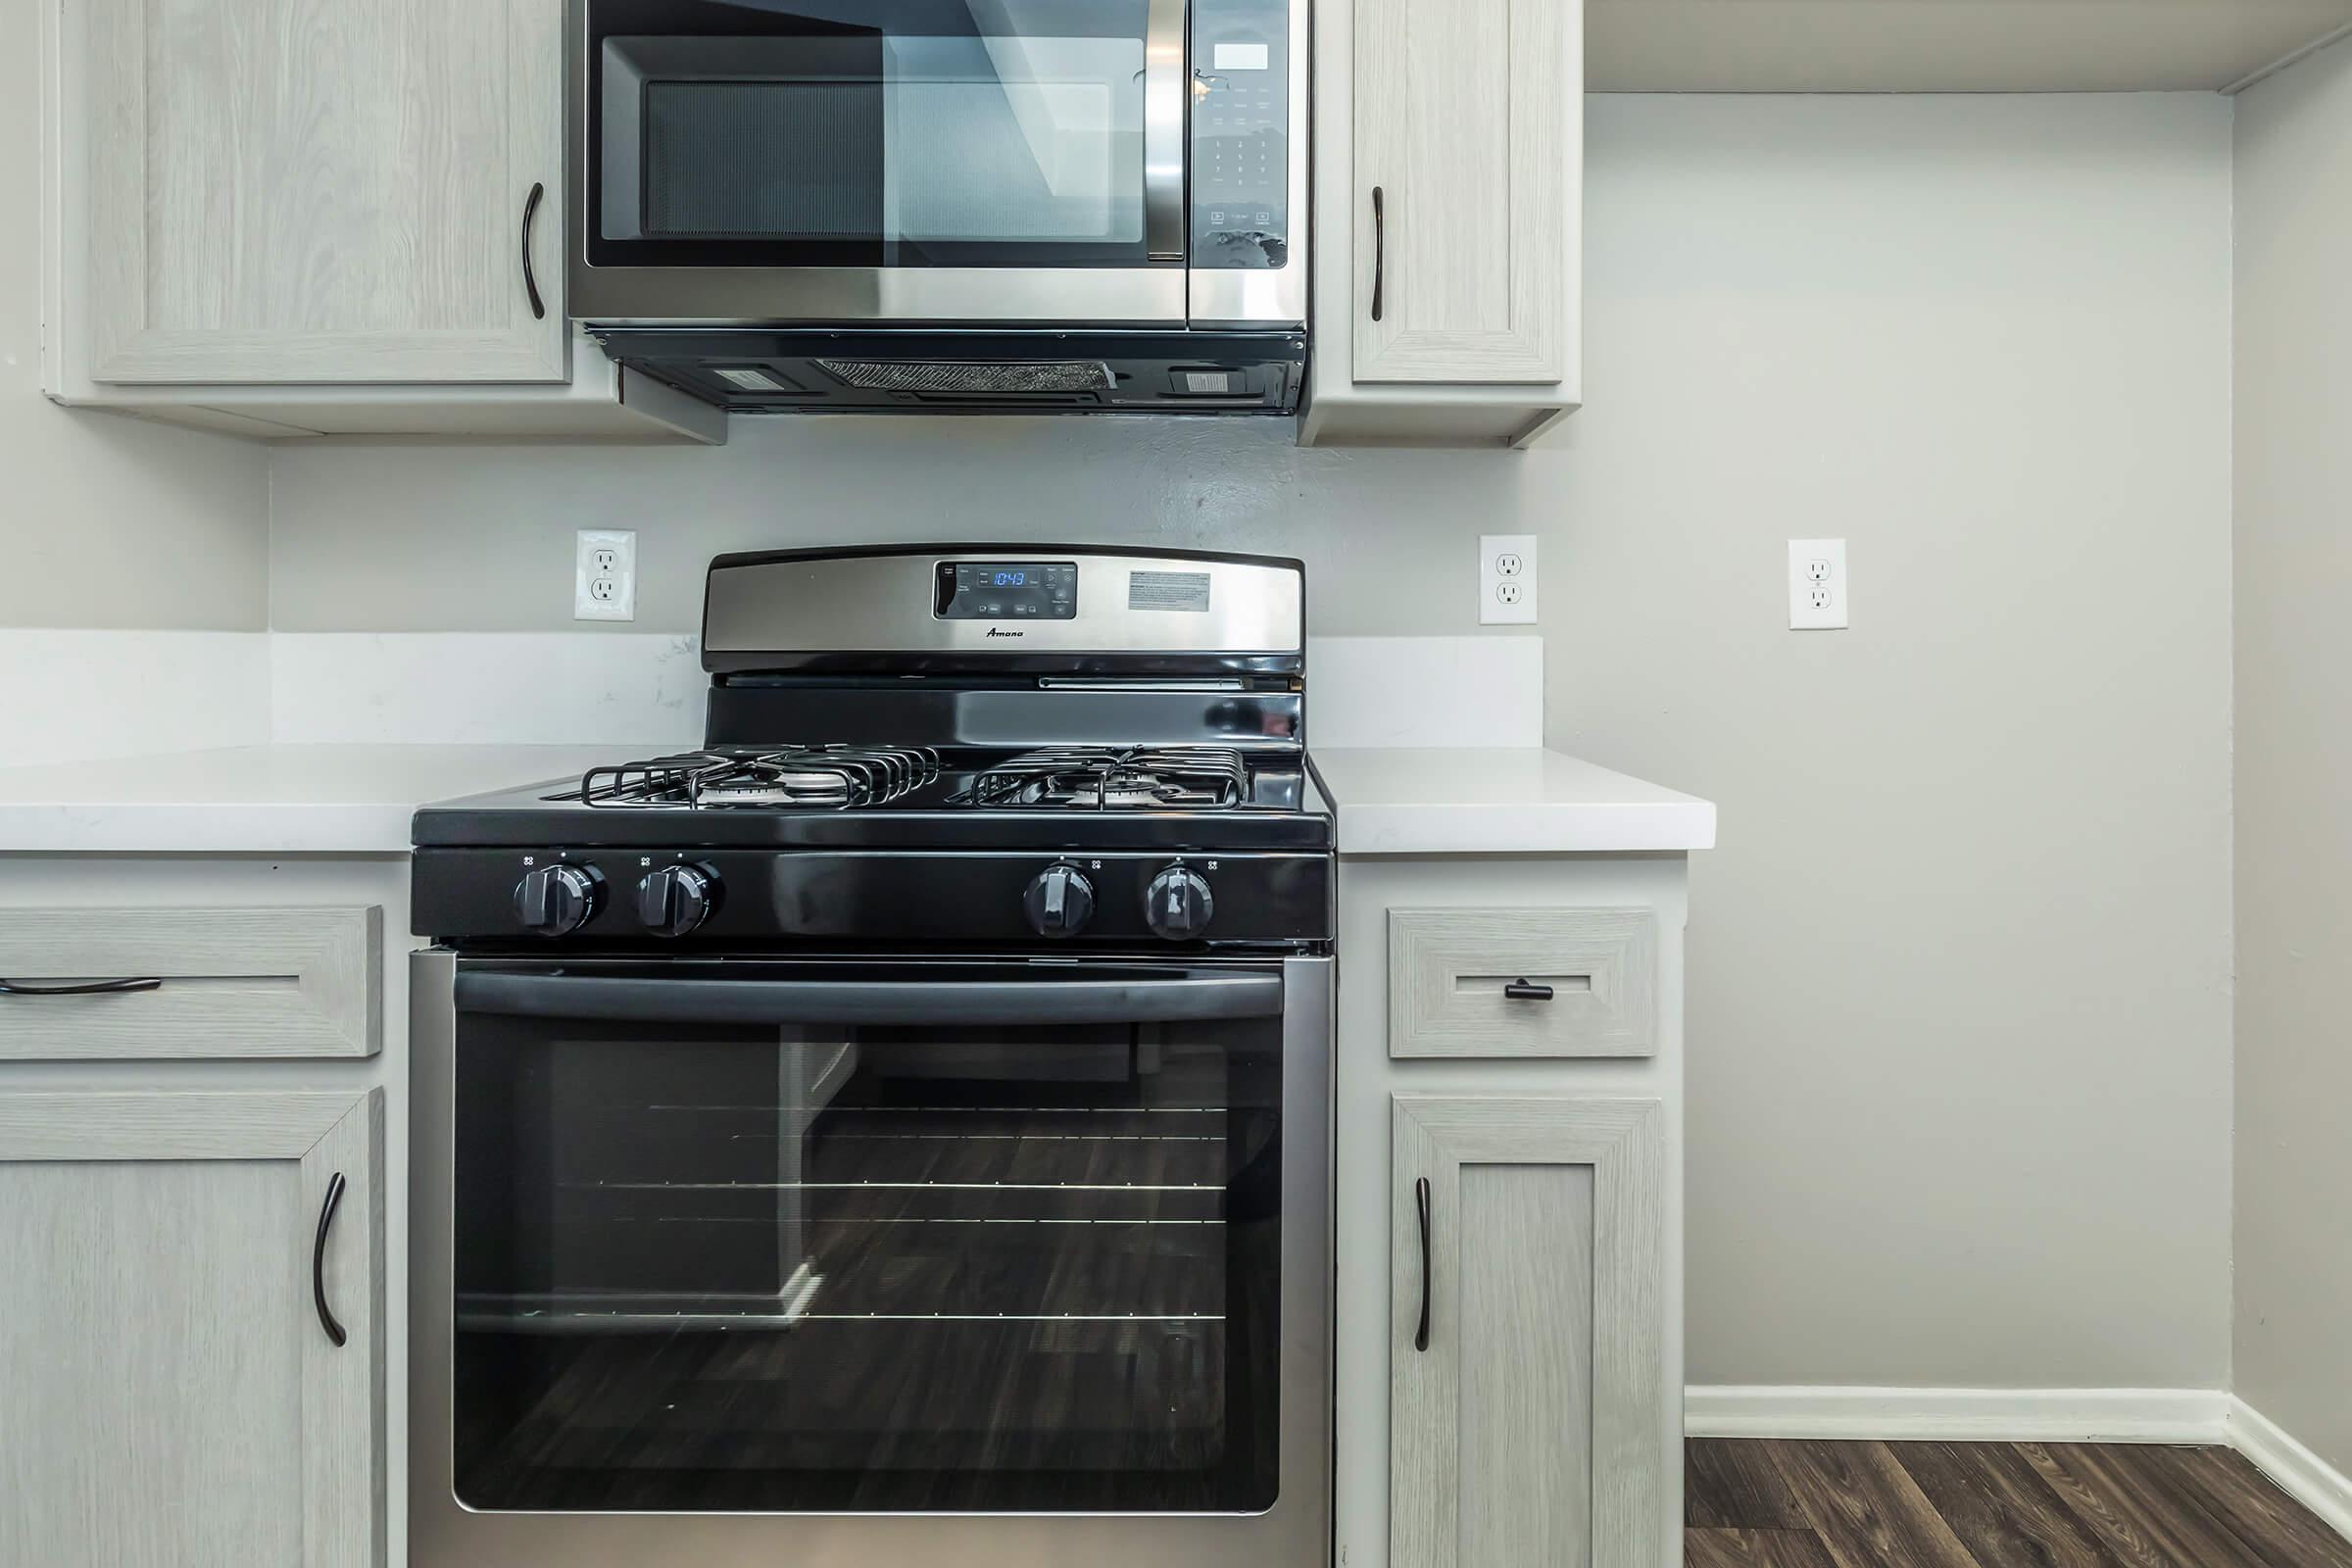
xmin=449 ymin=959 xmax=1282 ymax=1513
xmin=589 ymin=0 xmax=1164 ymax=268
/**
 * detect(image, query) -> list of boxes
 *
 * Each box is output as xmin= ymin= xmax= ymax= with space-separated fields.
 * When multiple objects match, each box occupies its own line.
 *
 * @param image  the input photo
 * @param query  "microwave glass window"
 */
xmin=595 ymin=0 xmax=1155 ymax=266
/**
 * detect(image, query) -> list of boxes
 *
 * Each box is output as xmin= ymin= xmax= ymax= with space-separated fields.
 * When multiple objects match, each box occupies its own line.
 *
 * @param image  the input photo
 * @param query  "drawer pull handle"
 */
xmin=1370 ymin=185 xmax=1386 ymax=322
xmin=1413 ymin=1176 xmax=1432 ymax=1352
xmin=314 ymin=1171 xmax=349 ymax=1348
xmin=0 ymin=976 xmax=163 ymax=997
xmin=1503 ymin=978 xmax=1555 ymax=1002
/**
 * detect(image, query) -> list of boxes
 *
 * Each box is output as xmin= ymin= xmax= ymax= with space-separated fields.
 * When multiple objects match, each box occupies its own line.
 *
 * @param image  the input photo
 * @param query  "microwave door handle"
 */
xmin=453 ymin=970 xmax=1285 ymax=1027
xmin=1143 ymin=0 xmax=1186 ymax=260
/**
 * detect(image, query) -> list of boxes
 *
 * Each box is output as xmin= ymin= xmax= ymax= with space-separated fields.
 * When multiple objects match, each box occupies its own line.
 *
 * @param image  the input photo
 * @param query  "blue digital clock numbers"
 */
xmin=942 ymin=561 xmax=1080 ymax=620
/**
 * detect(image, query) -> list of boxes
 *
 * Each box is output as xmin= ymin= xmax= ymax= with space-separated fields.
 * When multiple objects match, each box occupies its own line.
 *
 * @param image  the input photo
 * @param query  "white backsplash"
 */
xmin=4 ymin=631 xmax=1542 ymax=761
xmin=270 ymin=633 xmax=708 ymax=747
xmin=0 ymin=631 xmax=270 ymax=767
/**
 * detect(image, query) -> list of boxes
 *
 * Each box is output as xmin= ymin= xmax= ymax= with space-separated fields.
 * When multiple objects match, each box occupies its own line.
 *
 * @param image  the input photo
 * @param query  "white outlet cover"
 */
xmin=575 ymin=529 xmax=638 ymax=622
xmin=1480 ymin=533 xmax=1539 ymax=626
xmin=1788 ymin=538 xmax=1848 ymax=630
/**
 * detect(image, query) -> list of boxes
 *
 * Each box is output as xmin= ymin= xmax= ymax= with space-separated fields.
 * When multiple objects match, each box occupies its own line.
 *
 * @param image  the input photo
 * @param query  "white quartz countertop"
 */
xmin=0 ymin=745 xmax=627 ymax=854
xmin=0 ymin=743 xmax=1717 ymax=858
xmin=1310 ymin=748 xmax=1717 ymax=855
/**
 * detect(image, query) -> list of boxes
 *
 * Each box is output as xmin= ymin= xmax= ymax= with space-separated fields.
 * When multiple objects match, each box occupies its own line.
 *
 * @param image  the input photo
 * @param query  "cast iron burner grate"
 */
xmin=577 ymin=747 xmax=941 ymax=809
xmin=949 ymin=747 xmax=1247 ymax=810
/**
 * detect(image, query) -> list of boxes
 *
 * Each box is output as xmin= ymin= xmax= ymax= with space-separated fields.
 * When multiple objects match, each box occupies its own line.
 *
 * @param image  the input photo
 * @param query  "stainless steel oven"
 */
xmin=409 ymin=950 xmax=1330 ymax=1567
xmin=566 ymin=0 xmax=1310 ymax=415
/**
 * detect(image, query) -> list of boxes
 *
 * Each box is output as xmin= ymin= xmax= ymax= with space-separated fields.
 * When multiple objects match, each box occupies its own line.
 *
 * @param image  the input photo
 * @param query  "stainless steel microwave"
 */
xmin=567 ymin=0 xmax=1309 ymax=416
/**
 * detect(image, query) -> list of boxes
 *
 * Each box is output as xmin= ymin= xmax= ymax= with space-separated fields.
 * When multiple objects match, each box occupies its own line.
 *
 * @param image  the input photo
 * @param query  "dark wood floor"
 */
xmin=1688 ymin=1438 xmax=2352 ymax=1568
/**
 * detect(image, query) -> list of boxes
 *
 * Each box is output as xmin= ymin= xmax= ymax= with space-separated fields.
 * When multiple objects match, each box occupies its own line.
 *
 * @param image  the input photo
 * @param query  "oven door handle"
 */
xmin=453 ymin=970 xmax=1286 ymax=1026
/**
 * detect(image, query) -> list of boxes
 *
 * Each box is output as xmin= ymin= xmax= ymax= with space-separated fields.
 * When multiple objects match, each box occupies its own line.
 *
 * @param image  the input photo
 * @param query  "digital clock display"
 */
xmin=936 ymin=561 xmax=1080 ymax=620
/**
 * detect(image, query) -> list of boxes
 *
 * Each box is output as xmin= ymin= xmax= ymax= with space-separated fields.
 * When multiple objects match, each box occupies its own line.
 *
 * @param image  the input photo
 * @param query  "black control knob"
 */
xmin=1145 ymin=865 xmax=1215 ymax=941
xmin=514 ymin=863 xmax=601 ymax=936
xmin=1023 ymin=863 xmax=1097 ymax=939
xmin=636 ymin=863 xmax=719 ymax=938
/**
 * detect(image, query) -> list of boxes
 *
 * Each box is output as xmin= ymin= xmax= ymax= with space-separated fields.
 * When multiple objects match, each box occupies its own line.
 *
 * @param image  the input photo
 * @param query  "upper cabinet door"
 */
xmin=1351 ymin=0 xmax=1570 ymax=384
xmin=78 ymin=0 xmax=565 ymax=384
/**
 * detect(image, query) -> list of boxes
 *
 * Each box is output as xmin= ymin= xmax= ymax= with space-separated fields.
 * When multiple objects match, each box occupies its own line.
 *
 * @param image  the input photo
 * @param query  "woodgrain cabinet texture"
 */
xmin=76 ymin=0 xmax=564 ymax=385
xmin=1304 ymin=0 xmax=1581 ymax=446
xmin=0 ymin=1089 xmax=387 ymax=1568
xmin=0 ymin=906 xmax=383 ymax=1059
xmin=1351 ymin=0 xmax=1570 ymax=385
xmin=1391 ymin=1095 xmax=1665 ymax=1568
xmin=1389 ymin=906 xmax=1659 ymax=1059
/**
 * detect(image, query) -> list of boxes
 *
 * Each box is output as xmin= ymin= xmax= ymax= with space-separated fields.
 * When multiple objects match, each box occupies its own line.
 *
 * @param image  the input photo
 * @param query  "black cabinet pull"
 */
xmin=520 ymin=181 xmax=547 ymax=320
xmin=314 ymin=1171 xmax=348 ymax=1348
xmin=0 ymin=976 xmax=161 ymax=996
xmin=1370 ymin=186 xmax=1386 ymax=323
xmin=1413 ymin=1175 xmax=1432 ymax=1353
xmin=1503 ymin=978 xmax=1555 ymax=1002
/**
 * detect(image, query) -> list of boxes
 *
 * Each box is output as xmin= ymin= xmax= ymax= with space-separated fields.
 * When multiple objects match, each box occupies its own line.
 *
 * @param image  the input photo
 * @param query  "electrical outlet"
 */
xmin=1480 ymin=534 xmax=1538 ymax=625
xmin=1788 ymin=538 xmax=1848 ymax=630
xmin=575 ymin=529 xmax=637 ymax=621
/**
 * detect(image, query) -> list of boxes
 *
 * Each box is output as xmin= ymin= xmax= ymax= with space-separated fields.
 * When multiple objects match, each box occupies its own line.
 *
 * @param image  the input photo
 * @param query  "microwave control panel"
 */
xmin=1190 ymin=0 xmax=1290 ymax=270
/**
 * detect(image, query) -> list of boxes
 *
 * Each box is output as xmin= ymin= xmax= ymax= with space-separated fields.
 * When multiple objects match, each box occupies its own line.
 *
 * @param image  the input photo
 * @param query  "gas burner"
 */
xmin=950 ymin=747 xmax=1247 ymax=811
xmin=578 ymin=747 xmax=940 ymax=809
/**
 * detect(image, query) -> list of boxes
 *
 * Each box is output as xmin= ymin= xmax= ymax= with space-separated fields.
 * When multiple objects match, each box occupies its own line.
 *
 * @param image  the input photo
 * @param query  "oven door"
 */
xmin=411 ymin=952 xmax=1329 ymax=1567
xmin=571 ymin=0 xmax=1188 ymax=325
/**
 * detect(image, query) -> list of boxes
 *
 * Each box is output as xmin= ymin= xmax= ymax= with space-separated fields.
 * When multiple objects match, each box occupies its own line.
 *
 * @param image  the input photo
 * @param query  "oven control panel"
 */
xmin=934 ymin=560 xmax=1079 ymax=620
xmin=1190 ymin=0 xmax=1291 ymax=270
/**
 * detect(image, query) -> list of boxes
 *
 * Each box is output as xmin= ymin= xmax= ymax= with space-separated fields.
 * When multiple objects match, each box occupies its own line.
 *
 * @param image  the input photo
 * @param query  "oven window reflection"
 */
xmin=451 ymin=1010 xmax=1282 ymax=1512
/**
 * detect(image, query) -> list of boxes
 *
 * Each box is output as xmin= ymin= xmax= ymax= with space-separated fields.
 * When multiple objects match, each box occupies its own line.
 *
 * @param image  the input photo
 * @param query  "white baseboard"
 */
xmin=2228 ymin=1397 xmax=2352 ymax=1544
xmin=1684 ymin=1386 xmax=2230 ymax=1444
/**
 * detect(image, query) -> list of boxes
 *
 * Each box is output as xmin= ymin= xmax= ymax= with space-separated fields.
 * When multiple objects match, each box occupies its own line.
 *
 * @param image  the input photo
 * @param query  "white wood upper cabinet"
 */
xmin=1352 ymin=0 xmax=1568 ymax=384
xmin=77 ymin=0 xmax=564 ymax=384
xmin=1301 ymin=0 xmax=1582 ymax=447
xmin=0 ymin=1090 xmax=386 ymax=1568
xmin=1391 ymin=1095 xmax=1662 ymax=1568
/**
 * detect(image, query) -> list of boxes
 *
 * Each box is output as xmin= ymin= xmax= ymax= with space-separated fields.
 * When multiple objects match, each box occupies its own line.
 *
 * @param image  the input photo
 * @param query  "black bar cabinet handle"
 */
xmin=0 ymin=976 xmax=162 ymax=996
xmin=520 ymin=181 xmax=547 ymax=320
xmin=1413 ymin=1176 xmax=1432 ymax=1353
xmin=455 ymin=970 xmax=1285 ymax=1028
xmin=1370 ymin=186 xmax=1386 ymax=322
xmin=1503 ymin=978 xmax=1555 ymax=1002
xmin=314 ymin=1171 xmax=348 ymax=1348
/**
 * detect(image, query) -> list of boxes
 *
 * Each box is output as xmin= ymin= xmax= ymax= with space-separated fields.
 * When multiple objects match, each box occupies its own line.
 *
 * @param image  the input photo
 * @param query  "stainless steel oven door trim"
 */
xmin=1144 ymin=0 xmax=1188 ymax=261
xmin=409 ymin=949 xmax=1332 ymax=1566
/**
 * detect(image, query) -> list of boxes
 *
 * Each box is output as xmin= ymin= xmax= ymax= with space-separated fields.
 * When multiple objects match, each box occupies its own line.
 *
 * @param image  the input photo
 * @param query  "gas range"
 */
xmin=407 ymin=547 xmax=1333 ymax=1568
xmin=410 ymin=547 xmax=1332 ymax=947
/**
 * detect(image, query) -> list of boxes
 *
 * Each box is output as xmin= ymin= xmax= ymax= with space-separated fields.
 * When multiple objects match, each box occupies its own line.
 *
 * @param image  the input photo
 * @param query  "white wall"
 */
xmin=0 ymin=0 xmax=269 ymax=634
xmin=2233 ymin=35 xmax=2352 ymax=1475
xmin=1558 ymin=93 xmax=2237 ymax=1394
xmin=261 ymin=94 xmax=2240 ymax=1393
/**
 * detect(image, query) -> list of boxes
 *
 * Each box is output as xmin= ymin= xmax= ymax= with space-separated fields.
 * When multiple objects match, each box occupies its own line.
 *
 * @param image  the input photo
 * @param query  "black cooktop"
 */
xmin=412 ymin=743 xmax=1330 ymax=853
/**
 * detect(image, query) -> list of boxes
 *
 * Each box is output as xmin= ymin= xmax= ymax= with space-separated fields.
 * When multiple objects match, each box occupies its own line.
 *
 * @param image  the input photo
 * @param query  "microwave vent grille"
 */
xmin=814 ymin=360 xmax=1115 ymax=395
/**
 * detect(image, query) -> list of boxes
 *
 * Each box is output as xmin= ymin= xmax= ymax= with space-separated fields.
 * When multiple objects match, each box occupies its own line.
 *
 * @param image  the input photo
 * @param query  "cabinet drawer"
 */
xmin=0 ymin=906 xmax=381 ymax=1059
xmin=1388 ymin=907 xmax=1656 ymax=1058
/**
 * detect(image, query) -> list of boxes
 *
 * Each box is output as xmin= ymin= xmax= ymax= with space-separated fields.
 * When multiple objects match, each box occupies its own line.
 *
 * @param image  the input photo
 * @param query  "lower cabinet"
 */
xmin=0 ymin=1090 xmax=385 ymax=1568
xmin=1390 ymin=1095 xmax=1664 ymax=1568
